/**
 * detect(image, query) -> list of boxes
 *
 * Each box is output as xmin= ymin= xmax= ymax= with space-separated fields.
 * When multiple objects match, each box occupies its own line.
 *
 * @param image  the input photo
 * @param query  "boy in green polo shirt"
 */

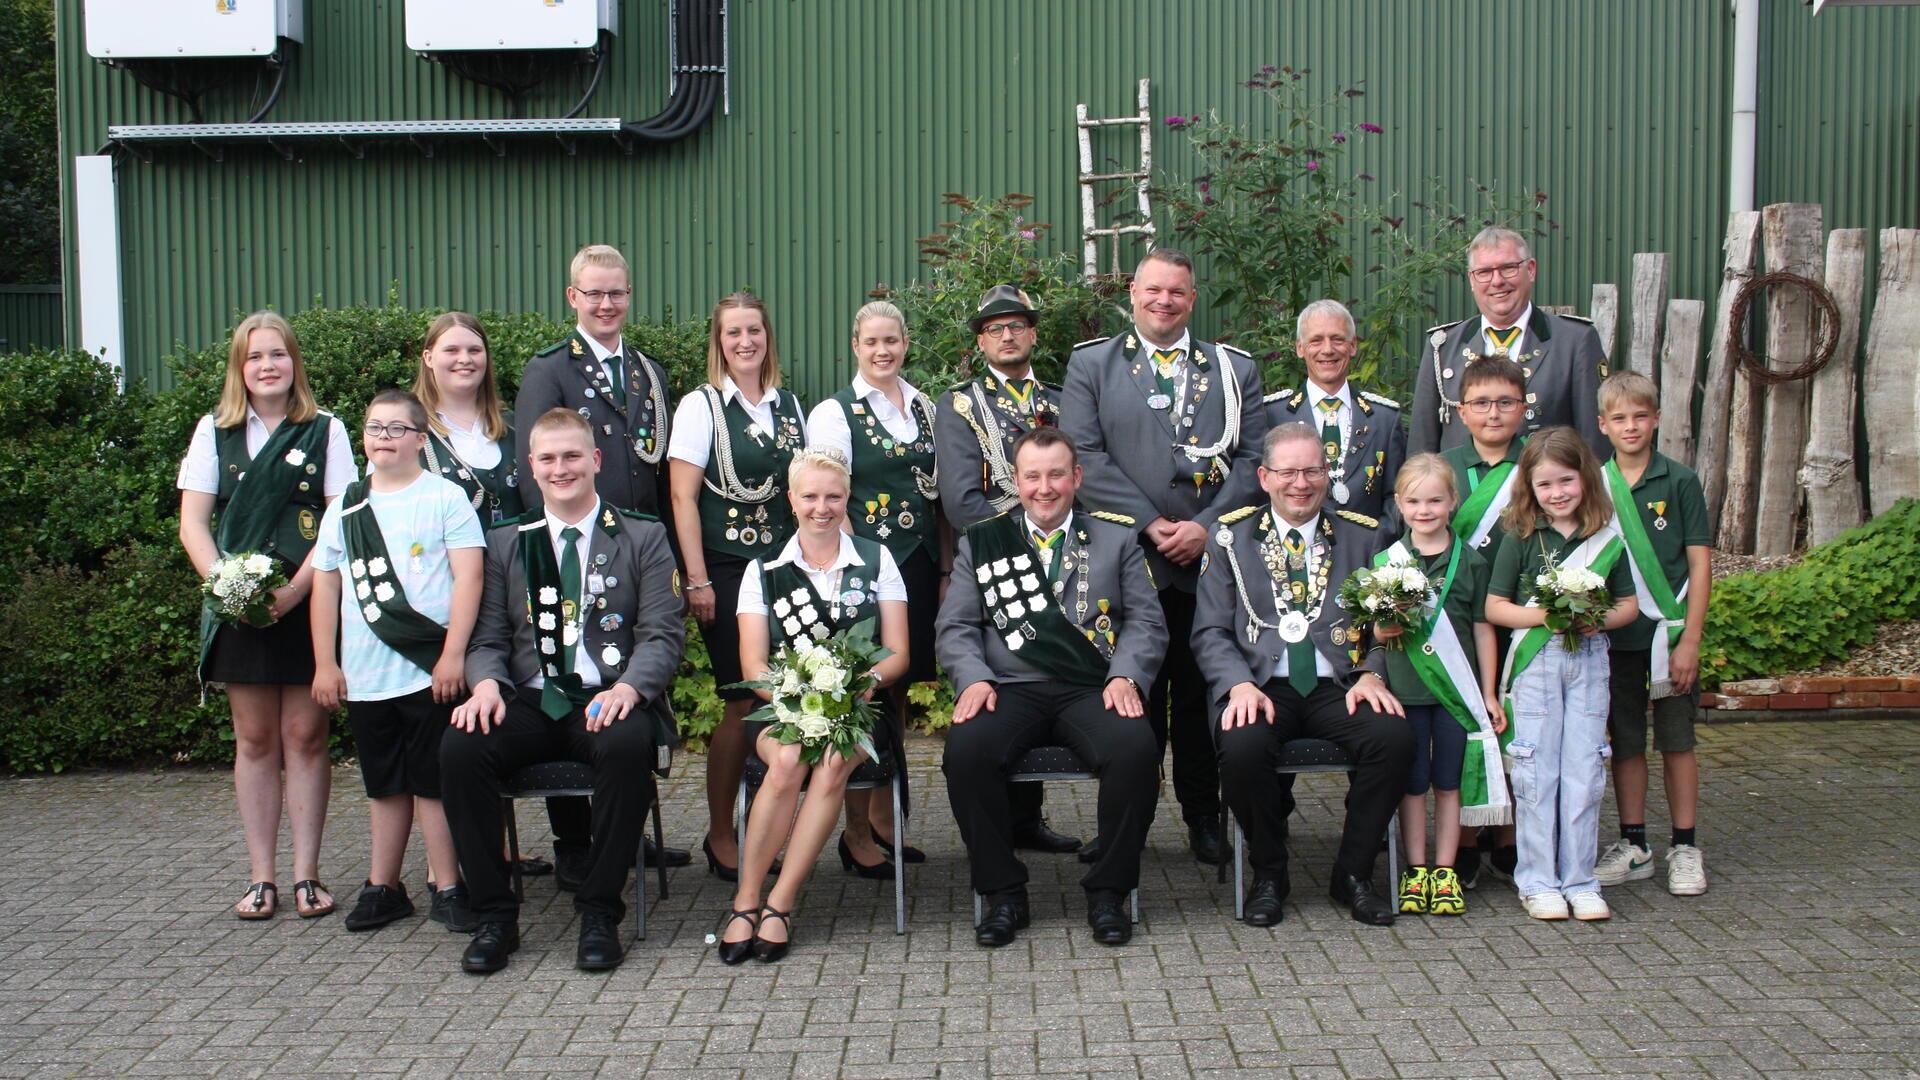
xmin=1594 ymin=372 xmax=1711 ymax=896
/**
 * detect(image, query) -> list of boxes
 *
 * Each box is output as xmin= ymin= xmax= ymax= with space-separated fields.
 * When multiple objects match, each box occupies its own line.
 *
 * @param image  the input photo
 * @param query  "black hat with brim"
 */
xmin=967 ymin=285 xmax=1042 ymax=333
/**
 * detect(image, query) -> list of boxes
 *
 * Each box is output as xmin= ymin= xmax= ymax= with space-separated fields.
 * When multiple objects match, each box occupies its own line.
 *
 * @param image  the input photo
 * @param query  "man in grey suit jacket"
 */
xmin=1194 ymin=423 xmax=1413 ymax=929
xmin=1408 ymin=227 xmax=1607 ymax=457
xmin=1061 ymin=248 xmax=1267 ymax=865
xmin=1261 ymin=299 xmax=1407 ymax=526
xmin=441 ymin=409 xmax=686 ymax=976
xmin=937 ymin=428 xmax=1166 ymax=948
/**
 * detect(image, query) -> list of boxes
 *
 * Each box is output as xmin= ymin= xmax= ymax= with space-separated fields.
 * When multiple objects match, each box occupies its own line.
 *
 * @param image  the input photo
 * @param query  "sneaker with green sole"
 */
xmin=1427 ymin=866 xmax=1465 ymax=915
xmin=1397 ymin=866 xmax=1430 ymax=915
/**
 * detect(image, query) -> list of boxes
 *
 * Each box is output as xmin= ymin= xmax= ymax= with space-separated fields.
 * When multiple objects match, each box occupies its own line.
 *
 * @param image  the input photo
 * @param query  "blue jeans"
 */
xmin=1507 ymin=634 xmax=1612 ymax=899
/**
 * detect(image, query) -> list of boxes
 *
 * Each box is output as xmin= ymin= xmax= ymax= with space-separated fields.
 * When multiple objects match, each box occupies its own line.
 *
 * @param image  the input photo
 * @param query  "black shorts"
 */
xmin=349 ymin=687 xmax=452 ymax=799
xmin=700 ymin=550 xmax=757 ymax=702
xmin=1607 ymin=648 xmax=1699 ymax=758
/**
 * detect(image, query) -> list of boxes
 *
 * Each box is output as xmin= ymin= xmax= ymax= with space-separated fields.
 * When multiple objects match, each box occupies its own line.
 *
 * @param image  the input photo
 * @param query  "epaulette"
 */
xmin=1360 ymin=391 xmax=1401 ymax=411
xmin=535 ymin=337 xmax=571 ymax=357
xmin=1218 ymin=505 xmax=1261 ymax=526
xmin=616 ymin=507 xmax=661 ymax=523
xmin=1072 ymin=335 xmax=1112 ymax=350
xmin=1217 ymin=342 xmax=1252 ymax=359
xmin=1262 ymin=388 xmax=1293 ymax=404
xmin=1558 ymin=312 xmax=1594 ymax=324
xmin=1424 ymin=319 xmax=1467 ymax=336
xmin=487 ymin=511 xmax=537 ymax=531
xmin=1334 ymin=510 xmax=1380 ymax=529
xmin=515 ymin=517 xmax=548 ymax=533
xmin=1087 ymin=510 xmax=1136 ymax=527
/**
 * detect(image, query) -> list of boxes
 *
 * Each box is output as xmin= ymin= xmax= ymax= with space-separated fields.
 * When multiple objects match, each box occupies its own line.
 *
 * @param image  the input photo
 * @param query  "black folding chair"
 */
xmin=969 ymin=744 xmax=1140 ymax=927
xmin=1221 ymin=737 xmax=1401 ymax=921
xmin=501 ymin=761 xmax=669 ymax=942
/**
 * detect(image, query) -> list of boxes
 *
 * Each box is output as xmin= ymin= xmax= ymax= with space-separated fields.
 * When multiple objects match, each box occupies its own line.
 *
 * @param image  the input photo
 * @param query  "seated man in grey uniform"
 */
xmin=441 ymin=408 xmax=686 ymax=975
xmin=937 ymin=427 xmax=1166 ymax=948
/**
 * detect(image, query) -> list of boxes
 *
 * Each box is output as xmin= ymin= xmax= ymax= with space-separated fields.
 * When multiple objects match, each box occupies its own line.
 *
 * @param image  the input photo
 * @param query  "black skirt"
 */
xmin=897 ymin=545 xmax=941 ymax=685
xmin=204 ymin=598 xmax=318 ymax=686
xmin=701 ymin=550 xmax=757 ymax=702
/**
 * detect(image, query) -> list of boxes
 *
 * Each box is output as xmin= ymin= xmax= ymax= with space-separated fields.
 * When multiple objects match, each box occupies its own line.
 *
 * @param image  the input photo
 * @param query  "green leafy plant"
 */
xmin=905 ymin=676 xmax=956 ymax=734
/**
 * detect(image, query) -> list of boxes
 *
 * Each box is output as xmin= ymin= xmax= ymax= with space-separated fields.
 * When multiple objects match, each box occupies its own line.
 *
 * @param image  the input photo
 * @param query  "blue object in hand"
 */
xmin=587 ymin=701 xmax=602 ymax=719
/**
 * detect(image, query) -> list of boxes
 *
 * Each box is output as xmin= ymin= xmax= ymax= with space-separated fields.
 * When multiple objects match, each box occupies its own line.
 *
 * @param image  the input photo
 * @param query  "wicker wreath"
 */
xmin=1726 ymin=272 xmax=1842 ymax=385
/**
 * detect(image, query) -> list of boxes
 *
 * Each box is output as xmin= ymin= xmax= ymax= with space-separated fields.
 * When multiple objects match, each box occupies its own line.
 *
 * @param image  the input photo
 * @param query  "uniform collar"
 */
xmin=853 ymin=372 xmax=921 ymax=409
xmin=1479 ymin=303 xmax=1535 ymax=338
xmin=1133 ymin=326 xmax=1192 ymax=357
xmin=984 ymin=362 xmax=1036 ymax=385
xmin=768 ymin=529 xmax=866 ymax=573
xmin=435 ymin=409 xmax=486 ymax=438
xmin=1270 ymin=508 xmax=1321 ymax=542
xmin=1305 ymin=380 xmax=1352 ymax=414
xmin=1621 ymin=451 xmax=1670 ymax=486
xmin=544 ymin=499 xmax=604 ymax=537
xmin=720 ymin=375 xmax=773 ymax=409
xmin=1021 ymin=508 xmax=1075 ymax=542
xmin=575 ymin=327 xmax=623 ymax=364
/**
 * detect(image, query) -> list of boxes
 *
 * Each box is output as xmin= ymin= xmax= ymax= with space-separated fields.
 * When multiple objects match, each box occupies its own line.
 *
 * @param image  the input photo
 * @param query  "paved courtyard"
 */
xmin=0 ymin=719 xmax=1915 ymax=1079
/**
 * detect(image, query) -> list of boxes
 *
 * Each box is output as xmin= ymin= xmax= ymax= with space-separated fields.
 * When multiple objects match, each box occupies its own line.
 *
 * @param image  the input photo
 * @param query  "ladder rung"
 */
xmin=1078 ymin=116 xmax=1148 ymax=128
xmin=1087 ymin=225 xmax=1156 ymax=237
xmin=1080 ymin=171 xmax=1147 ymax=183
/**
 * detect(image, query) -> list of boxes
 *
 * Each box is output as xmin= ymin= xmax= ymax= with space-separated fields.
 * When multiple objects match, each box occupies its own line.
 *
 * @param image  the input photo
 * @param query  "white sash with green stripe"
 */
xmin=1377 ymin=539 xmax=1510 ymax=826
xmin=1452 ymin=461 xmax=1518 ymax=550
xmin=1499 ymin=528 xmax=1625 ymax=722
xmin=1604 ymin=461 xmax=1689 ymax=699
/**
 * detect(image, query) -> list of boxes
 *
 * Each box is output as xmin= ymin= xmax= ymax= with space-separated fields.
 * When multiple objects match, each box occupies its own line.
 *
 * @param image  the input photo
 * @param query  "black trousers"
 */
xmin=942 ymin=681 xmax=1160 ymax=900
xmin=441 ymin=695 xmax=658 ymax=924
xmin=1150 ymin=587 xmax=1220 ymax=823
xmin=1216 ymin=678 xmax=1415 ymax=886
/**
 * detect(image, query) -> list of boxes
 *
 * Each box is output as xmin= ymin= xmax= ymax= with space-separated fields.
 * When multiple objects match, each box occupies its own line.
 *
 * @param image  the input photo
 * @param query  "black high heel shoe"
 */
xmin=753 ymin=906 xmax=792 ymax=963
xmin=838 ymin=833 xmax=896 ymax=880
xmin=704 ymin=838 xmax=738 ymax=883
xmin=715 ymin=909 xmax=759 ymax=966
xmin=872 ymin=830 xmax=926 ymax=864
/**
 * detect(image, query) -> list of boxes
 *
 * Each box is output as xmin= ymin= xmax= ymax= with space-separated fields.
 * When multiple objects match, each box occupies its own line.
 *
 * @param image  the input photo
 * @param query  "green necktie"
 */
xmin=1283 ymin=527 xmax=1318 ymax=696
xmin=1316 ymin=396 xmax=1342 ymax=462
xmin=540 ymin=525 xmax=585 ymax=720
xmin=606 ymin=353 xmax=628 ymax=409
xmin=1151 ymin=349 xmax=1179 ymax=399
xmin=1031 ymin=527 xmax=1064 ymax=585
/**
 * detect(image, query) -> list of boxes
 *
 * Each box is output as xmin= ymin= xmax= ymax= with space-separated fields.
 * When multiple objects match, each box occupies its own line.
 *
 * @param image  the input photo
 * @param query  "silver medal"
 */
xmin=1279 ymin=611 xmax=1311 ymax=643
xmin=1653 ymin=517 xmax=1668 ymax=531
xmin=1332 ymin=480 xmax=1350 ymax=503
xmin=1147 ymin=393 xmax=1172 ymax=411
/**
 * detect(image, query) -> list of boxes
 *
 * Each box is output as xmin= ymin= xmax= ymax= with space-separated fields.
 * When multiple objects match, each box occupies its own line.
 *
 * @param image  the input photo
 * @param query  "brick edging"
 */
xmin=1702 ymin=676 xmax=1920 ymax=713
xmin=1698 ymin=708 xmax=1920 ymax=724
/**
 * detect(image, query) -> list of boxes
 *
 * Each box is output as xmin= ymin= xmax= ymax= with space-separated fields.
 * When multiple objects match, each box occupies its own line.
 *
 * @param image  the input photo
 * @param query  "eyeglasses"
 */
xmin=1263 ymin=466 xmax=1328 ymax=483
xmin=1461 ymin=397 xmax=1525 ymax=415
xmin=364 ymin=422 xmax=423 ymax=440
xmin=979 ymin=321 xmax=1032 ymax=339
xmin=1468 ymin=260 xmax=1530 ymax=284
xmin=573 ymin=288 xmax=632 ymax=305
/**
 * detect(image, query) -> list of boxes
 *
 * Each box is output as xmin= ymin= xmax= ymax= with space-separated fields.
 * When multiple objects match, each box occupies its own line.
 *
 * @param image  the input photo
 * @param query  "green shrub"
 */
xmin=1701 ymin=499 xmax=1920 ymax=687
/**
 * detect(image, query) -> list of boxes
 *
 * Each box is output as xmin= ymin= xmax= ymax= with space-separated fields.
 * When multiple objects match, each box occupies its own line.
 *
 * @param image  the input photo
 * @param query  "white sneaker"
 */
xmin=1523 ymin=893 xmax=1570 ymax=920
xmin=1594 ymin=839 xmax=1655 ymax=885
xmin=1568 ymin=891 xmax=1611 ymax=921
xmin=1666 ymin=844 xmax=1708 ymax=896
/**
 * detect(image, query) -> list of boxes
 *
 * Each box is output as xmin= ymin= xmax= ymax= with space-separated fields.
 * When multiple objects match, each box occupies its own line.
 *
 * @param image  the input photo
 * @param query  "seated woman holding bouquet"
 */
xmin=719 ymin=448 xmax=911 ymax=964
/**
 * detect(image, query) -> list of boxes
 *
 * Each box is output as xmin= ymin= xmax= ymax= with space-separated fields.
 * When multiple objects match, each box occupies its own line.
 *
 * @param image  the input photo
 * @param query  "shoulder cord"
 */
xmin=963 ymin=382 xmax=1020 ymax=508
xmin=1217 ymin=527 xmax=1327 ymax=644
xmin=632 ymin=360 xmax=671 ymax=465
xmin=909 ymin=393 xmax=940 ymax=500
xmin=1179 ymin=347 xmax=1241 ymax=475
xmin=700 ymin=385 xmax=779 ymax=503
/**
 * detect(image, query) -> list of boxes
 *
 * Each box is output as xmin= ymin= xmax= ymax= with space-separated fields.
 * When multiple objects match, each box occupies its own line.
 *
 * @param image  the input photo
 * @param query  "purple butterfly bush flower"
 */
xmin=1305 ymin=160 xmax=1320 ymax=171
xmin=1332 ymin=132 xmax=1347 ymax=144
xmin=1019 ymin=230 xmax=1037 ymax=240
xmin=1359 ymin=122 xmax=1385 ymax=135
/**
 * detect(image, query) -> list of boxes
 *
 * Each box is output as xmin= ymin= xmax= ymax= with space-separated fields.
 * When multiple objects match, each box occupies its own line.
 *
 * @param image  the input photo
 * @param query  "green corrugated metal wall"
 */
xmin=0 ymin=287 xmax=65 ymax=352
xmin=54 ymin=1 xmax=1918 ymax=399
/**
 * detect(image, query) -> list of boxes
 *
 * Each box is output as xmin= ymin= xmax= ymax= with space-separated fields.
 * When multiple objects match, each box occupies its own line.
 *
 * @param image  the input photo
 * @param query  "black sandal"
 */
xmin=753 ymin=906 xmax=792 ymax=963
xmin=235 ymin=881 xmax=276 ymax=920
xmin=292 ymin=879 xmax=336 ymax=919
xmin=714 ymin=909 xmax=760 ymax=966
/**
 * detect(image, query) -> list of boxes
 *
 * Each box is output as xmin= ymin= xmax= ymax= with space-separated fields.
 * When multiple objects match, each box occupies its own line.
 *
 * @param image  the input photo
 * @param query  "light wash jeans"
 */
xmin=1507 ymin=634 xmax=1612 ymax=899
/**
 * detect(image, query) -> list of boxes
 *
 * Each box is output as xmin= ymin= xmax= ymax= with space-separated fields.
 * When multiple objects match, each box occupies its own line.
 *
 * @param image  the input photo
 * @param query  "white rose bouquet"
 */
xmin=202 ymin=551 xmax=289 ymax=627
xmin=1529 ymin=563 xmax=1611 ymax=651
xmin=730 ymin=617 xmax=892 ymax=765
xmin=1335 ymin=558 xmax=1433 ymax=650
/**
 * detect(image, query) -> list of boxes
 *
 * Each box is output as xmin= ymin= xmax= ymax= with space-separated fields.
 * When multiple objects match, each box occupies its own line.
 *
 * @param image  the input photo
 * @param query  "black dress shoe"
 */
xmin=645 ymin=838 xmax=691 ymax=868
xmin=515 ymin=855 xmax=554 ymax=877
xmin=1187 ymin=819 xmax=1227 ymax=866
xmin=974 ymin=899 xmax=1030 ymax=947
xmin=1243 ymin=878 xmax=1287 ymax=927
xmin=1330 ymin=873 xmax=1397 ymax=926
xmin=1086 ymin=896 xmax=1131 ymax=945
xmin=714 ymin=909 xmax=759 ymax=966
xmin=872 ymin=831 xmax=926 ymax=864
xmin=753 ymin=906 xmax=792 ymax=963
xmin=1455 ymin=845 xmax=1483 ymax=890
xmin=1077 ymin=837 xmax=1104 ymax=865
xmin=461 ymin=922 xmax=520 ymax=974
xmin=839 ymin=834 xmax=896 ymax=880
xmin=576 ymin=913 xmax=625 ymax=971
xmin=1013 ymin=819 xmax=1083 ymax=854
xmin=554 ymin=847 xmax=589 ymax=892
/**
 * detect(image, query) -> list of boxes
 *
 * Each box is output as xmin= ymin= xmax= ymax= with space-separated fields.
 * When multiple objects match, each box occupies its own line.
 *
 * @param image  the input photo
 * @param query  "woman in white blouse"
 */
xmin=413 ymin=312 xmax=523 ymax=523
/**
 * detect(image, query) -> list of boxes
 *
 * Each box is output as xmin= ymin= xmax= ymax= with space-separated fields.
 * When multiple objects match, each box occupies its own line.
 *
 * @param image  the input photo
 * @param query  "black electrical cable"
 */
xmin=563 ymin=30 xmax=612 ymax=119
xmin=622 ymin=0 xmax=721 ymax=143
xmin=245 ymin=49 xmax=292 ymax=124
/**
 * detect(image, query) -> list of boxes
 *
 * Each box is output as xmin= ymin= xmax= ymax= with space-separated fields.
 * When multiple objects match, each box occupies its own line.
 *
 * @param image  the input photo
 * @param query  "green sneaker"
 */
xmin=1427 ymin=866 xmax=1465 ymax=916
xmin=1397 ymin=865 xmax=1430 ymax=915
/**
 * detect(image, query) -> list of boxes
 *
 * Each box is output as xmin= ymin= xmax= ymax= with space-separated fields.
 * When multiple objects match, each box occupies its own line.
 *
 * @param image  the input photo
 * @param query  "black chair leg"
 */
xmin=504 ymin=797 xmax=525 ymax=904
xmin=651 ymin=781 xmax=668 ymax=902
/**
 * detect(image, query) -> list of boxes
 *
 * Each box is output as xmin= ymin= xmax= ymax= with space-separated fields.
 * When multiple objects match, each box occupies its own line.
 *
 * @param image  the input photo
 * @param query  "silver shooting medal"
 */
xmin=1279 ymin=610 xmax=1311 ymax=644
xmin=1146 ymin=393 xmax=1172 ymax=411
xmin=1332 ymin=480 xmax=1351 ymax=504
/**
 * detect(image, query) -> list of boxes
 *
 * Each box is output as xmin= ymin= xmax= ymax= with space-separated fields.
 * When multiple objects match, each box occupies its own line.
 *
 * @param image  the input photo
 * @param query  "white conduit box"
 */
xmin=405 ymin=0 xmax=618 ymax=51
xmin=85 ymin=0 xmax=302 ymax=58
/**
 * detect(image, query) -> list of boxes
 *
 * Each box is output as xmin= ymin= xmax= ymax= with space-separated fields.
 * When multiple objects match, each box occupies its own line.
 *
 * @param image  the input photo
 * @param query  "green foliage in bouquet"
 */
xmin=729 ymin=617 xmax=893 ymax=766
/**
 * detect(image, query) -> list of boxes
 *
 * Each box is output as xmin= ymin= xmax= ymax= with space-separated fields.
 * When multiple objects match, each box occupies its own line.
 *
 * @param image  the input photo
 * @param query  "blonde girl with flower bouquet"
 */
xmin=1484 ymin=428 xmax=1638 ymax=922
xmin=721 ymin=449 xmax=910 ymax=963
xmin=177 ymin=311 xmax=355 ymax=920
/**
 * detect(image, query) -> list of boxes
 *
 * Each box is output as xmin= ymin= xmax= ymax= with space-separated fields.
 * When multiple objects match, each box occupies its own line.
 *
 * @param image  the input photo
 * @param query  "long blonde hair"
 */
xmin=705 ymin=292 xmax=784 ymax=393
xmin=214 ymin=311 xmax=318 ymax=428
xmin=413 ymin=312 xmax=508 ymax=440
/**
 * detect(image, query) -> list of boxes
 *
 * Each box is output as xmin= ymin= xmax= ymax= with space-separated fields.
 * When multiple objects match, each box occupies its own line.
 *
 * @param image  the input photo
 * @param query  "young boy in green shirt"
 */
xmin=1594 ymin=372 xmax=1712 ymax=896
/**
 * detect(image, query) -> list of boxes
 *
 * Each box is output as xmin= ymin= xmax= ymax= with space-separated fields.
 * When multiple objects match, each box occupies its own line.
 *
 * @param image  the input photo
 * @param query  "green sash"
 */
xmin=1377 ymin=539 xmax=1510 ymax=826
xmin=1452 ymin=460 xmax=1518 ymax=549
xmin=967 ymin=513 xmax=1110 ymax=687
xmin=423 ymin=427 xmax=522 ymax=524
xmin=338 ymin=480 xmax=449 ymax=675
xmin=1499 ymin=529 xmax=1625 ymax=723
xmin=1604 ymin=460 xmax=1689 ymax=699
xmin=517 ymin=516 xmax=592 ymax=715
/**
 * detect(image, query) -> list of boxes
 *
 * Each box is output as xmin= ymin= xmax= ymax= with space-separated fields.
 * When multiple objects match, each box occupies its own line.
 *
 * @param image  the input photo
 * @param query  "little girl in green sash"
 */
xmin=177 ymin=311 xmax=355 ymax=920
xmin=1369 ymin=454 xmax=1505 ymax=918
xmin=1484 ymin=429 xmax=1639 ymax=923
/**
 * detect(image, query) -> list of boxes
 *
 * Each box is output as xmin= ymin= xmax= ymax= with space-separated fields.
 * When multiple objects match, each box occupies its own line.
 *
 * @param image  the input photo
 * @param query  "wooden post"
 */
xmin=1864 ymin=228 xmax=1920 ymax=516
xmin=1590 ymin=284 xmax=1620 ymax=364
xmin=1752 ymin=203 xmax=1823 ymax=557
xmin=1629 ymin=253 xmax=1670 ymax=381
xmin=1698 ymin=211 xmax=1763 ymax=543
xmin=1802 ymin=228 xmax=1867 ymax=545
xmin=1658 ymin=299 xmax=1706 ymax=465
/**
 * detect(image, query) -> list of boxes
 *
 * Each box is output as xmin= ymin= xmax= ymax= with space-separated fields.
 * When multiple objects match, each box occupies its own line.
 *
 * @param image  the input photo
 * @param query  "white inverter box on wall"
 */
xmin=405 ymin=0 xmax=618 ymax=52
xmin=85 ymin=0 xmax=302 ymax=58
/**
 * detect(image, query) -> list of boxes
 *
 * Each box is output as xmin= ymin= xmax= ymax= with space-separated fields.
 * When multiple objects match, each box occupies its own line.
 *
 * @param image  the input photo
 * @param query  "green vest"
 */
xmin=214 ymin=420 xmax=329 ymax=568
xmin=761 ymin=535 xmax=886 ymax=651
xmin=696 ymin=385 xmax=807 ymax=561
xmin=835 ymin=387 xmax=938 ymax=563
xmin=421 ymin=419 xmax=523 ymax=525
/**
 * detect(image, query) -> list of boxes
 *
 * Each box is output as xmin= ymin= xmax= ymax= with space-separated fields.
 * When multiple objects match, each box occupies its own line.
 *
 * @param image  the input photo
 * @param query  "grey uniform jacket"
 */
xmin=514 ymin=332 xmax=674 ymax=517
xmin=934 ymin=370 xmax=1061 ymax=530
xmin=936 ymin=511 xmax=1167 ymax=694
xmin=1061 ymin=332 xmax=1268 ymax=592
xmin=1407 ymin=307 xmax=1607 ymax=457
xmin=466 ymin=506 xmax=686 ymax=713
xmin=1192 ymin=505 xmax=1389 ymax=708
xmin=1261 ymin=385 xmax=1407 ymax=524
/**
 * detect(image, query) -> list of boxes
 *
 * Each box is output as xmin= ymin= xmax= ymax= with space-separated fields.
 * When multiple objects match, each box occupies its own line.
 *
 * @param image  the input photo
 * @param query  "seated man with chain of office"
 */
xmin=936 ymin=427 xmax=1166 ymax=948
xmin=1194 ymin=422 xmax=1413 ymax=928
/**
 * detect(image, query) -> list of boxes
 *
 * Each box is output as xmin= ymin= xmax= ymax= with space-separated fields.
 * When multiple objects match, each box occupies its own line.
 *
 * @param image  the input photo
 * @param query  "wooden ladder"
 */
xmin=1076 ymin=78 xmax=1156 ymax=280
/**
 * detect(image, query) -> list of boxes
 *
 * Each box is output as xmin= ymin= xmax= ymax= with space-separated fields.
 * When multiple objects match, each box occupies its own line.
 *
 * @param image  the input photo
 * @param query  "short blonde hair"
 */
xmin=1394 ymin=452 xmax=1457 ymax=501
xmin=1597 ymin=371 xmax=1660 ymax=415
xmin=706 ymin=292 xmax=784 ymax=392
xmin=215 ymin=311 xmax=319 ymax=428
xmin=851 ymin=300 xmax=907 ymax=340
xmin=528 ymin=406 xmax=594 ymax=445
xmin=569 ymin=244 xmax=630 ymax=286
xmin=788 ymin=447 xmax=850 ymax=491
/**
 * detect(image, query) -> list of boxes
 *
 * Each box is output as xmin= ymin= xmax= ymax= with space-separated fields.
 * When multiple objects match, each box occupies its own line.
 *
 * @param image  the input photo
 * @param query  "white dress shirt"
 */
xmin=737 ymin=529 xmax=907 ymax=616
xmin=806 ymin=374 xmax=924 ymax=463
xmin=1478 ymin=304 xmax=1536 ymax=355
xmin=177 ymin=407 xmax=356 ymax=497
xmin=576 ymin=325 xmax=629 ymax=391
xmin=666 ymin=377 xmax=798 ymax=469
xmin=435 ymin=410 xmax=503 ymax=470
xmin=1304 ymin=380 xmax=1355 ymax=453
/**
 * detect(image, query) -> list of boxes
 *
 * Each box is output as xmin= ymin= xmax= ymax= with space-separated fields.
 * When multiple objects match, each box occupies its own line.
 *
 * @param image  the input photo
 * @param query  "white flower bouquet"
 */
xmin=730 ymin=617 xmax=891 ymax=765
xmin=1335 ymin=558 xmax=1433 ymax=649
xmin=202 ymin=552 xmax=289 ymax=627
xmin=1529 ymin=563 xmax=1611 ymax=650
